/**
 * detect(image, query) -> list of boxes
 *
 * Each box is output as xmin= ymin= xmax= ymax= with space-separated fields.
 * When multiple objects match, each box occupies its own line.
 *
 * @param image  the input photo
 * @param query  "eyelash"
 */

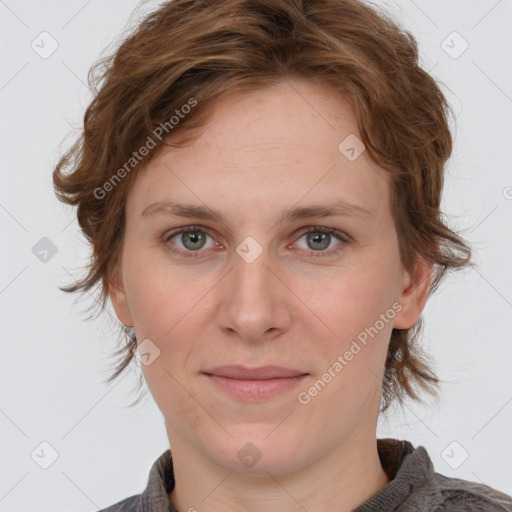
xmin=161 ymin=225 xmax=351 ymax=259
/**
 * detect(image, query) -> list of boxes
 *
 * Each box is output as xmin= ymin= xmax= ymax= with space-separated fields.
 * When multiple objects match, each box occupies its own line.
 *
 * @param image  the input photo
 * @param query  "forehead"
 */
xmin=127 ymin=78 xmax=391 ymax=223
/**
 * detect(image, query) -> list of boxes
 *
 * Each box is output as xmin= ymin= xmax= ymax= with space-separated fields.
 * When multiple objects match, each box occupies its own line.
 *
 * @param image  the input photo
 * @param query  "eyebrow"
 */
xmin=141 ymin=199 xmax=374 ymax=227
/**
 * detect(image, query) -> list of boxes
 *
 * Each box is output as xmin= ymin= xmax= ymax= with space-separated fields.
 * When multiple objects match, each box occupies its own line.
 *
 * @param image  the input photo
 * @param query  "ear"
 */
xmin=109 ymin=266 xmax=135 ymax=328
xmin=393 ymin=255 xmax=434 ymax=330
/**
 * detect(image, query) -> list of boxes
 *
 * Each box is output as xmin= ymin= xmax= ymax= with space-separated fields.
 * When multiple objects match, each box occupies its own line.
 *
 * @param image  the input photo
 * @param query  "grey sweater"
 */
xmin=97 ymin=438 xmax=512 ymax=511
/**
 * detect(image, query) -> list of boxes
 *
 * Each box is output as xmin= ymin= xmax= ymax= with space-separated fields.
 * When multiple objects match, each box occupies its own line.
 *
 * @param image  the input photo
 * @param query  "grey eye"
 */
xmin=180 ymin=230 xmax=208 ymax=251
xmin=305 ymin=232 xmax=332 ymax=251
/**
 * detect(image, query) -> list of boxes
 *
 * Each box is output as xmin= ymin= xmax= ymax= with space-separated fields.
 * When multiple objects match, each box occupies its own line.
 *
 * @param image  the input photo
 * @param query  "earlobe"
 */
xmin=393 ymin=256 xmax=434 ymax=330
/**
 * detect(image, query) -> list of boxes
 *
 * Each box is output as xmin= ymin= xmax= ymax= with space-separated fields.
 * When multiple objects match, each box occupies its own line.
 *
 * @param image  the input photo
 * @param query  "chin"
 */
xmin=201 ymin=429 xmax=309 ymax=476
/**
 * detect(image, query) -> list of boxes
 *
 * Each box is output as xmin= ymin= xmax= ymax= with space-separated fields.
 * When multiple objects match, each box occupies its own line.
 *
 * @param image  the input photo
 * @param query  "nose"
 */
xmin=215 ymin=243 xmax=293 ymax=344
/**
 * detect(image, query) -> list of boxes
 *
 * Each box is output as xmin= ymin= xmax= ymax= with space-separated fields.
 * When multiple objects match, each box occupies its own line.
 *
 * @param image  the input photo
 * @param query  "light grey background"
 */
xmin=1 ymin=0 xmax=511 ymax=510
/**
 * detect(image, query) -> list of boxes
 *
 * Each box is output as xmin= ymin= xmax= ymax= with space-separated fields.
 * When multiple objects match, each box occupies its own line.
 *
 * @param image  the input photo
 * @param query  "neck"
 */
xmin=168 ymin=428 xmax=390 ymax=512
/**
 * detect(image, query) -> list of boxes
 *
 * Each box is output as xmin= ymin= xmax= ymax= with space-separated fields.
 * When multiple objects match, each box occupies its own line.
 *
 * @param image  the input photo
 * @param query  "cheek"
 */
xmin=299 ymin=266 xmax=395 ymax=340
xmin=124 ymin=255 xmax=199 ymax=337
xmin=297 ymin=267 xmax=395 ymax=398
xmin=141 ymin=358 xmax=203 ymax=433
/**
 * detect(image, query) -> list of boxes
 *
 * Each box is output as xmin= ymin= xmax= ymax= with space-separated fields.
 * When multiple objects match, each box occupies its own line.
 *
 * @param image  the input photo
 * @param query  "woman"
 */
xmin=52 ymin=0 xmax=512 ymax=510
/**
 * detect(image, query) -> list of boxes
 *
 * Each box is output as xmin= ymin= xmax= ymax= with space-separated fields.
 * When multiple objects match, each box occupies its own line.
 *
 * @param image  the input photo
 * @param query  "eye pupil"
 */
xmin=307 ymin=232 xmax=330 ymax=251
xmin=183 ymin=231 xmax=206 ymax=250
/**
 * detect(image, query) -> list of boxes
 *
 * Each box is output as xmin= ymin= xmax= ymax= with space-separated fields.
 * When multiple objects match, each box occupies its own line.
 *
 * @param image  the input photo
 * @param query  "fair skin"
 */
xmin=110 ymin=76 xmax=433 ymax=512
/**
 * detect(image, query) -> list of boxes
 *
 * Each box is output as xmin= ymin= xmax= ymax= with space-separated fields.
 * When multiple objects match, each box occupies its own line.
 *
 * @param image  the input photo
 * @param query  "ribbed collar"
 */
xmin=353 ymin=438 xmax=434 ymax=511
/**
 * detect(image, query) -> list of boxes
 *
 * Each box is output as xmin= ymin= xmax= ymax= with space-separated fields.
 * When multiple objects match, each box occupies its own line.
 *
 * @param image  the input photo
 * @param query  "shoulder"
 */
xmin=423 ymin=471 xmax=512 ymax=511
xmin=93 ymin=448 xmax=174 ymax=512
xmin=96 ymin=494 xmax=140 ymax=512
xmin=374 ymin=440 xmax=512 ymax=512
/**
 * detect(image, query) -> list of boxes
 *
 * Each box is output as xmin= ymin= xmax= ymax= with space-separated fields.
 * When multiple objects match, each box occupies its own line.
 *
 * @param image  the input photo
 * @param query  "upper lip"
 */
xmin=203 ymin=365 xmax=308 ymax=380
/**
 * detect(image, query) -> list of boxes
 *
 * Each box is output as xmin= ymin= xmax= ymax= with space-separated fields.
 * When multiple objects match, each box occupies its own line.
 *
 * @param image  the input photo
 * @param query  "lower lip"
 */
xmin=205 ymin=374 xmax=308 ymax=401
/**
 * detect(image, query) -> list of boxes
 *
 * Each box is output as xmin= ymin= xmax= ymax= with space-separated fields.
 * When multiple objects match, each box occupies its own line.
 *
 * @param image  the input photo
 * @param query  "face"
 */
xmin=111 ymin=77 xmax=431 ymax=476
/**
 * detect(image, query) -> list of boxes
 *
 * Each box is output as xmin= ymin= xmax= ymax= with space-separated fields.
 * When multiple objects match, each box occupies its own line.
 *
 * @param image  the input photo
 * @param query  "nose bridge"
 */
xmin=216 ymin=237 xmax=291 ymax=341
xmin=231 ymin=241 xmax=276 ymax=315
xmin=234 ymin=244 xmax=273 ymax=300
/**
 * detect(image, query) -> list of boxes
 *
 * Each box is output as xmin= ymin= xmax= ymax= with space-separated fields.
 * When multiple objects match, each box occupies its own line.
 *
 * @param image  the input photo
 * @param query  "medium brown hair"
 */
xmin=53 ymin=0 xmax=474 ymax=412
